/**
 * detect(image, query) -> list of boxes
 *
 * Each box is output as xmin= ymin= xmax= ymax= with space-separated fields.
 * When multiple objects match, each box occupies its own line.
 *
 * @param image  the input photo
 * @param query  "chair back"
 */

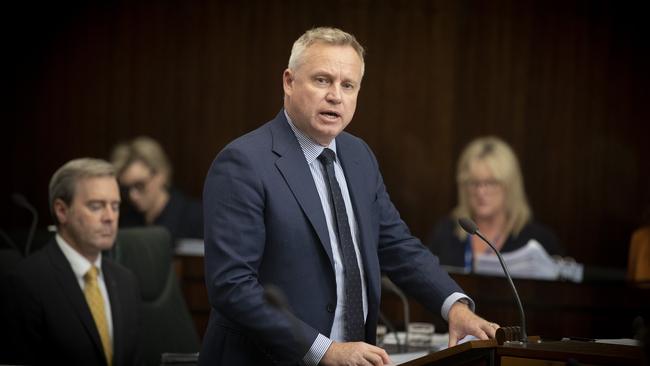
xmin=114 ymin=226 xmax=200 ymax=366
xmin=0 ymin=249 xmax=23 ymax=278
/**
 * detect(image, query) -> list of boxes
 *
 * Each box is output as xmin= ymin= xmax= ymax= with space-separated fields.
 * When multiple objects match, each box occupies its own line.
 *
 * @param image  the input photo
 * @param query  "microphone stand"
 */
xmin=459 ymin=218 xmax=528 ymax=343
xmin=12 ymin=193 xmax=38 ymax=257
xmin=381 ymin=276 xmax=410 ymax=351
xmin=378 ymin=311 xmax=404 ymax=353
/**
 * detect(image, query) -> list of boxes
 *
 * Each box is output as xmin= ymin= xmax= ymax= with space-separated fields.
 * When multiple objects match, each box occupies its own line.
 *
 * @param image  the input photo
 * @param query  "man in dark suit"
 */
xmin=1 ymin=158 xmax=141 ymax=365
xmin=200 ymin=27 xmax=498 ymax=366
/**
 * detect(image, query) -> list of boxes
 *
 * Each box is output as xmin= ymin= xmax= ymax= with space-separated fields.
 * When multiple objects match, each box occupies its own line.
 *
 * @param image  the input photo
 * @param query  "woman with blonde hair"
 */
xmin=111 ymin=136 xmax=203 ymax=243
xmin=428 ymin=136 xmax=563 ymax=271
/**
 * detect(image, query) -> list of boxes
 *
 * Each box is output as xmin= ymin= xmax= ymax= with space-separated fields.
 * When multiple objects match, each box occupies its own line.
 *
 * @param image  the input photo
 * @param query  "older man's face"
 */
xmin=283 ymin=43 xmax=363 ymax=146
xmin=55 ymin=177 xmax=120 ymax=261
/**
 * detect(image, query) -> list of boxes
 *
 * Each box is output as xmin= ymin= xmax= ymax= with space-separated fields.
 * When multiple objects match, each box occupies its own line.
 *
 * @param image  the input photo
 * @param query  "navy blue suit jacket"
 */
xmin=200 ymin=111 xmax=463 ymax=365
xmin=1 ymin=240 xmax=141 ymax=365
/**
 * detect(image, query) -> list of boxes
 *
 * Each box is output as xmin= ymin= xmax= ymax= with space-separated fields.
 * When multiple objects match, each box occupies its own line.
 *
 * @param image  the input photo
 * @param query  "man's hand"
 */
xmin=447 ymin=300 xmax=499 ymax=347
xmin=321 ymin=341 xmax=392 ymax=366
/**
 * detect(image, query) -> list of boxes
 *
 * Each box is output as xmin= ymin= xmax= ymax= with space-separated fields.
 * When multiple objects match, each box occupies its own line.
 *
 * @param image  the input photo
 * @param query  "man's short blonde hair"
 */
xmin=49 ymin=158 xmax=116 ymax=225
xmin=288 ymin=27 xmax=366 ymax=77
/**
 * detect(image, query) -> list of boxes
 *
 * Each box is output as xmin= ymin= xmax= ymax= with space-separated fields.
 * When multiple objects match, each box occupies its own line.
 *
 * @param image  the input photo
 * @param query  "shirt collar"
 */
xmin=284 ymin=109 xmax=337 ymax=164
xmin=56 ymin=233 xmax=103 ymax=279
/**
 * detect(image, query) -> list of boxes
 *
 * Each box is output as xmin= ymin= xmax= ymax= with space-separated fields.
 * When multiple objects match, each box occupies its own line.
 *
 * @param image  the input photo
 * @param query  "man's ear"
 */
xmin=282 ymin=69 xmax=294 ymax=96
xmin=53 ymin=198 xmax=69 ymax=225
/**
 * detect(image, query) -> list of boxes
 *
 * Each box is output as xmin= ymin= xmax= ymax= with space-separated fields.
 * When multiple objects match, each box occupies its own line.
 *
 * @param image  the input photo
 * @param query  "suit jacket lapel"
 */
xmin=270 ymin=112 xmax=334 ymax=267
xmin=47 ymin=242 xmax=106 ymax=364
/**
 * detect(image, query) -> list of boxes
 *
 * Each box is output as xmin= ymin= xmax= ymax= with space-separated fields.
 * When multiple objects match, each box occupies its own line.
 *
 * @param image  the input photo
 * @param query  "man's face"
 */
xmin=283 ymin=43 xmax=363 ymax=146
xmin=55 ymin=176 xmax=120 ymax=260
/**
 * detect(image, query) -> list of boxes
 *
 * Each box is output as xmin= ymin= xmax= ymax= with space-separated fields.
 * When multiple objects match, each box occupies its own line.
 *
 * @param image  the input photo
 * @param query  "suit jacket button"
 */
xmin=326 ymin=303 xmax=335 ymax=313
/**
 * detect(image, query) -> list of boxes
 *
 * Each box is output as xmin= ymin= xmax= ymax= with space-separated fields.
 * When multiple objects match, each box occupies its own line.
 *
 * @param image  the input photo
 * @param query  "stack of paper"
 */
xmin=174 ymin=238 xmax=205 ymax=256
xmin=474 ymin=239 xmax=583 ymax=282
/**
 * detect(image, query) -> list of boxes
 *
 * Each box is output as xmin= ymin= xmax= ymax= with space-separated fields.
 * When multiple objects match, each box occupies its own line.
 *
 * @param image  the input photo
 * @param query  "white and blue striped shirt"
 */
xmin=284 ymin=111 xmax=473 ymax=365
xmin=284 ymin=112 xmax=368 ymax=365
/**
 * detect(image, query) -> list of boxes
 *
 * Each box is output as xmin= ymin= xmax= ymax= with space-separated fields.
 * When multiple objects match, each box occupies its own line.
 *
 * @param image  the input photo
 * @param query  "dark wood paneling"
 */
xmin=176 ymin=255 xmax=650 ymax=341
xmin=381 ymin=273 xmax=650 ymax=340
xmin=3 ymin=0 xmax=649 ymax=268
xmin=174 ymin=256 xmax=209 ymax=338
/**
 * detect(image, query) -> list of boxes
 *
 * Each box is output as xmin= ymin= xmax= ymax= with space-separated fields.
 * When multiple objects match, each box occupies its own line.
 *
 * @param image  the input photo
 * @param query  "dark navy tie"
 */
xmin=318 ymin=148 xmax=365 ymax=341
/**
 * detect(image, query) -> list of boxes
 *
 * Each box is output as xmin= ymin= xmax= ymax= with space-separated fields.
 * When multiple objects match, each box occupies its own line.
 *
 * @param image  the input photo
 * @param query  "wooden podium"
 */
xmin=400 ymin=338 xmax=644 ymax=366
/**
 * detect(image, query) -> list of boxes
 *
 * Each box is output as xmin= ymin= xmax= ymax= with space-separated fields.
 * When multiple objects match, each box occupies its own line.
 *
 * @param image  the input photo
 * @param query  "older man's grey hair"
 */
xmin=49 ymin=158 xmax=116 ymax=225
xmin=288 ymin=27 xmax=366 ymax=78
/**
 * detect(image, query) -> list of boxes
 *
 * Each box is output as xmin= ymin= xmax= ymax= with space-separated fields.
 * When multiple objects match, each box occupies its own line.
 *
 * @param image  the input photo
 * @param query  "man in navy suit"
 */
xmin=1 ymin=158 xmax=141 ymax=365
xmin=200 ymin=27 xmax=498 ymax=366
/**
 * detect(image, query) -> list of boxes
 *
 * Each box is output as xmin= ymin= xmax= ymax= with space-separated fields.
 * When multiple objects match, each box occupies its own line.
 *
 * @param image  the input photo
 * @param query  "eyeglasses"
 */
xmin=464 ymin=179 xmax=502 ymax=192
xmin=121 ymin=175 xmax=153 ymax=194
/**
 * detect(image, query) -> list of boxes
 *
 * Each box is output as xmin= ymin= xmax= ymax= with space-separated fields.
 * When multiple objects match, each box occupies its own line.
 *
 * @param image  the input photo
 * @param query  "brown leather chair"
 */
xmin=628 ymin=226 xmax=650 ymax=282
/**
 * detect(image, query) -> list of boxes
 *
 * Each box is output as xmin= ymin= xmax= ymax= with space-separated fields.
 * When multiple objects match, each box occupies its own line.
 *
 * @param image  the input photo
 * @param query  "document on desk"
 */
xmin=388 ymin=351 xmax=429 ymax=365
xmin=595 ymin=338 xmax=640 ymax=346
xmin=474 ymin=239 xmax=573 ymax=281
xmin=175 ymin=238 xmax=205 ymax=256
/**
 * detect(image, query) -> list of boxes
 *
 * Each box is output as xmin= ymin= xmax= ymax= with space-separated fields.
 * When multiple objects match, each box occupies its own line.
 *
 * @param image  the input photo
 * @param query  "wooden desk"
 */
xmin=174 ymin=255 xmax=210 ymax=339
xmin=402 ymin=339 xmax=643 ymax=366
xmin=382 ymin=273 xmax=650 ymax=339
xmin=173 ymin=255 xmax=650 ymax=341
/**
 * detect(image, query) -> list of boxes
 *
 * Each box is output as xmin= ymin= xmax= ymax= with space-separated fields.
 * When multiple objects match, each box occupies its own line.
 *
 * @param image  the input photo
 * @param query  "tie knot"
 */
xmin=85 ymin=266 xmax=99 ymax=282
xmin=318 ymin=148 xmax=336 ymax=166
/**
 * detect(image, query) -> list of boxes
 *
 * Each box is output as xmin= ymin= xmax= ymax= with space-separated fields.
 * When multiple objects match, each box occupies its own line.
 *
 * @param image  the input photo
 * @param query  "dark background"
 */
xmin=3 ymin=0 xmax=649 ymax=269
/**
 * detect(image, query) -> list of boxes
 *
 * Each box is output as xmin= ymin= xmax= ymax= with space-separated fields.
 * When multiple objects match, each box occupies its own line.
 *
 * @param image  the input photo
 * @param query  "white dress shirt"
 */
xmin=56 ymin=233 xmax=114 ymax=342
xmin=284 ymin=111 xmax=473 ymax=365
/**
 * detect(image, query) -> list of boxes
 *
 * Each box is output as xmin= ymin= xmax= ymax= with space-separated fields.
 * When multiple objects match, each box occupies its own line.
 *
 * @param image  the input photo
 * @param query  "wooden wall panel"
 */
xmin=3 ymin=0 xmax=649 ymax=268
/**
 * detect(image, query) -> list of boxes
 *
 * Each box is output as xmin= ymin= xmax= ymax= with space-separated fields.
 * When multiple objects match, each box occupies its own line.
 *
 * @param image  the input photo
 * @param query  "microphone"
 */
xmin=12 ymin=193 xmax=39 ymax=256
xmin=381 ymin=276 xmax=409 ymax=351
xmin=458 ymin=217 xmax=528 ymax=343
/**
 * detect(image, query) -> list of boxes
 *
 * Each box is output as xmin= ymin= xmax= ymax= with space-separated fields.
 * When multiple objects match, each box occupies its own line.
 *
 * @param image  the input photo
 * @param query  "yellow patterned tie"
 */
xmin=84 ymin=266 xmax=112 ymax=366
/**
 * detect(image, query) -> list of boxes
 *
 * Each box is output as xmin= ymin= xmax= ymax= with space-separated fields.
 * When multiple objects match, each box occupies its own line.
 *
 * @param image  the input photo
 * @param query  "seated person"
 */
xmin=111 ymin=136 xmax=203 ymax=243
xmin=1 ymin=158 xmax=141 ymax=365
xmin=428 ymin=136 xmax=564 ymax=271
